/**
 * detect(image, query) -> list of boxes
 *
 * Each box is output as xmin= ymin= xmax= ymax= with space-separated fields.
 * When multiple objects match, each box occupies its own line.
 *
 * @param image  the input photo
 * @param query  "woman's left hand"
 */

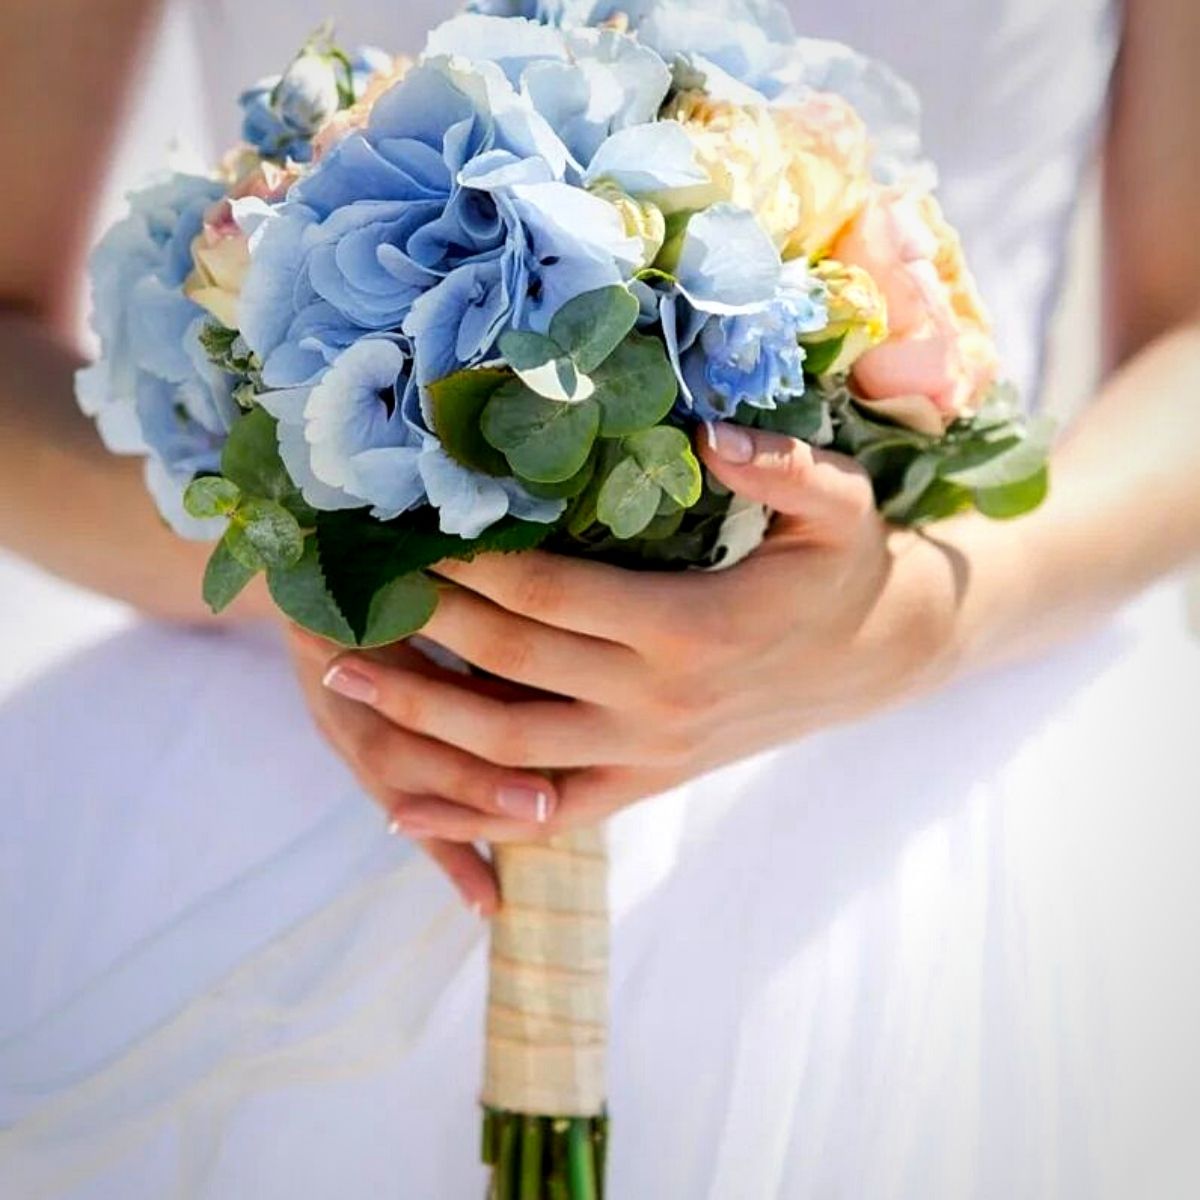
xmin=319 ymin=423 xmax=975 ymax=841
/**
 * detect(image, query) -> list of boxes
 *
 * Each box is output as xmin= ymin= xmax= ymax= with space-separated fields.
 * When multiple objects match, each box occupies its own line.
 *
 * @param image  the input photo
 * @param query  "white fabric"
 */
xmin=5 ymin=1 xmax=1200 ymax=1197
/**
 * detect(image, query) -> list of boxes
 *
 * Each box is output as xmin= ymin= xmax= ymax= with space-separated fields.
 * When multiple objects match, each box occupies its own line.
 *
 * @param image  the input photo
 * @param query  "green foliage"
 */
xmin=482 ymin=380 xmax=601 ymax=483
xmin=221 ymin=408 xmax=315 ymax=522
xmin=589 ymin=333 xmax=678 ymax=436
xmin=743 ymin=391 xmax=832 ymax=443
xmin=594 ymin=426 xmax=702 ymax=539
xmin=199 ymin=322 xmax=261 ymax=386
xmin=800 ymin=333 xmax=847 ymax=379
xmin=224 ymin=498 xmax=305 ymax=571
xmin=548 ymin=286 xmax=640 ymax=373
xmin=266 ymin=539 xmax=357 ymax=644
xmin=973 ymin=466 xmax=1050 ymax=519
xmin=183 ymin=476 xmax=241 ymax=520
xmin=202 ymin=539 xmax=257 ymax=614
xmin=499 ymin=329 xmax=595 ymax=402
xmin=428 ymin=367 xmax=510 ymax=475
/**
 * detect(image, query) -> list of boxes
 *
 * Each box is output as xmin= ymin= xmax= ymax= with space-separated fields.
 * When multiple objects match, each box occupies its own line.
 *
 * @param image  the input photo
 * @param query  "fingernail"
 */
xmin=323 ymin=663 xmax=378 ymax=705
xmin=496 ymin=784 xmax=554 ymax=823
xmin=388 ymin=812 xmax=436 ymax=839
xmin=387 ymin=816 xmax=403 ymax=837
xmin=711 ymin=423 xmax=755 ymax=464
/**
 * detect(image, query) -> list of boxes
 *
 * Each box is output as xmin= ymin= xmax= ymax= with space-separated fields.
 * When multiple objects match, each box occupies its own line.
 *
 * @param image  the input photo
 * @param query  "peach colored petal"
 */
xmin=856 ymin=394 xmax=946 ymax=437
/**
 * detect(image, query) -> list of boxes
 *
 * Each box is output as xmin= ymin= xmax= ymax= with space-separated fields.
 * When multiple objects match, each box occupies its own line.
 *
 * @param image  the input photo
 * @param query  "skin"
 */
xmin=3 ymin=1 xmax=1199 ymax=914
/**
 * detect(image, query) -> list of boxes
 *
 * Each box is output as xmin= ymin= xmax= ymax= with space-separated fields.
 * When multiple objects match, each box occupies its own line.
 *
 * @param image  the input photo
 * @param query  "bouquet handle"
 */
xmin=482 ymin=827 xmax=610 ymax=1198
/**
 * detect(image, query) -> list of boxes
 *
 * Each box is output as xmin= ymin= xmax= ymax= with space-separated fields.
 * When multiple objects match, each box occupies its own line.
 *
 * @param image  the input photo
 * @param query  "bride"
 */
xmin=3 ymin=0 xmax=1199 ymax=1195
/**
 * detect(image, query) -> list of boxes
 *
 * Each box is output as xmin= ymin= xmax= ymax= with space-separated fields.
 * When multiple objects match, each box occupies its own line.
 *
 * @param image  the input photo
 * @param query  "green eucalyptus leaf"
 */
xmin=481 ymin=380 xmax=600 ymax=483
xmin=519 ymin=452 xmax=597 ymax=500
xmin=589 ymin=333 xmax=678 ymax=436
xmin=596 ymin=456 xmax=661 ymax=539
xmin=267 ymin=539 xmax=357 ymax=645
xmin=500 ymin=330 xmax=594 ymax=401
xmin=625 ymin=426 xmax=703 ymax=507
xmin=973 ymin=467 xmax=1049 ymax=519
xmin=232 ymin=498 xmax=305 ymax=571
xmin=202 ymin=538 xmax=257 ymax=614
xmin=427 ymin=367 xmax=510 ymax=476
xmin=184 ymin=476 xmax=241 ymax=520
xmin=548 ymin=286 xmax=640 ymax=373
xmin=359 ymin=572 xmax=440 ymax=647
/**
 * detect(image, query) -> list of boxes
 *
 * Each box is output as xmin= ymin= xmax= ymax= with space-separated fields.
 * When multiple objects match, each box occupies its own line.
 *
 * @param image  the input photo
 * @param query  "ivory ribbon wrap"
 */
xmin=482 ymin=826 xmax=609 ymax=1118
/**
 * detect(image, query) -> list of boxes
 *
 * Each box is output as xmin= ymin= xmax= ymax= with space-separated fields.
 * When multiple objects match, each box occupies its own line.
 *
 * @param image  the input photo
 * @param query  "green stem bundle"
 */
xmin=483 ymin=1109 xmax=608 ymax=1200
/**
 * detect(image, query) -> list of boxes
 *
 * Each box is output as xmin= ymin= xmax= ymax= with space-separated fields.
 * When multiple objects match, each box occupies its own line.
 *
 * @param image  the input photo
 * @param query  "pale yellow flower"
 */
xmin=185 ymin=234 xmax=249 ymax=330
xmin=800 ymin=258 xmax=888 ymax=374
xmin=667 ymin=89 xmax=871 ymax=261
xmin=588 ymin=181 xmax=666 ymax=269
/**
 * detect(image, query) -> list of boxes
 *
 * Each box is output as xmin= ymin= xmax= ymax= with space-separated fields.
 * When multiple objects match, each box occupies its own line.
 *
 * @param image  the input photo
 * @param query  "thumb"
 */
xmin=697 ymin=423 xmax=876 ymax=544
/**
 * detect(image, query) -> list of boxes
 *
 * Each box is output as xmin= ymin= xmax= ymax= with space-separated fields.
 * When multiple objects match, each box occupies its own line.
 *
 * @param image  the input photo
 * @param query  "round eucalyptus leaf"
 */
xmin=590 ymin=333 xmax=678 ymax=436
xmin=549 ymin=286 xmax=640 ymax=373
xmin=184 ymin=475 xmax=241 ymax=520
xmin=232 ymin=498 xmax=305 ymax=571
xmin=482 ymin=381 xmax=600 ymax=484
xmin=596 ymin=456 xmax=661 ymax=539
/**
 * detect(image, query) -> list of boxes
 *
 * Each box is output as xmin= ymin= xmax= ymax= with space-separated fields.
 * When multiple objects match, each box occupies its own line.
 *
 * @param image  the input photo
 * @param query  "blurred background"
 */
xmin=0 ymin=4 xmax=1195 ymax=708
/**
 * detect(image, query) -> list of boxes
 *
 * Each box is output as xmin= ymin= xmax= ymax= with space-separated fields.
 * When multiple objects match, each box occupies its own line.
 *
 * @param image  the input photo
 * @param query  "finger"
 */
xmin=418 ymin=838 xmax=499 ymax=916
xmin=552 ymin=764 xmax=691 ymax=829
xmin=432 ymin=551 xmax=682 ymax=648
xmin=391 ymin=794 xmax=554 ymax=846
xmin=698 ymin=424 xmax=876 ymax=546
xmin=322 ymin=656 xmax=619 ymax=769
xmin=421 ymin=585 xmax=638 ymax=703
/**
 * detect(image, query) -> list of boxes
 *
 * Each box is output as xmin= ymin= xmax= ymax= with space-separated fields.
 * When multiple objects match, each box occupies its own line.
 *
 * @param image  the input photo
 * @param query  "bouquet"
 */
xmin=78 ymin=1 xmax=1050 ymax=1194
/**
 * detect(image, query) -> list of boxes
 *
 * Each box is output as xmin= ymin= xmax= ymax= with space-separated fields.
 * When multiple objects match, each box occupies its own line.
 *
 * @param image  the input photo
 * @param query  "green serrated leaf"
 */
xmin=267 ymin=539 xmax=357 ymax=645
xmin=596 ymin=456 xmax=661 ymax=539
xmin=232 ymin=498 xmax=305 ymax=571
xmin=893 ymin=477 xmax=974 ymax=526
xmin=973 ymin=466 xmax=1050 ymax=519
xmin=202 ymin=538 xmax=257 ymax=614
xmin=184 ymin=476 xmax=242 ymax=520
xmin=481 ymin=380 xmax=600 ymax=483
xmin=359 ymin=573 xmax=440 ymax=647
xmin=427 ymin=368 xmax=510 ymax=476
xmin=881 ymin=453 xmax=941 ymax=521
xmin=549 ymin=286 xmax=641 ymax=373
xmin=939 ymin=417 xmax=1054 ymax=490
xmin=801 ymin=334 xmax=847 ymax=379
xmin=589 ymin=333 xmax=678 ymax=436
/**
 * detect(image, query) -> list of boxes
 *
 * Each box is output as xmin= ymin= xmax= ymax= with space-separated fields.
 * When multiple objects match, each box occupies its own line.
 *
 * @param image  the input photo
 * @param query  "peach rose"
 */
xmin=184 ymin=162 xmax=298 ymax=329
xmin=830 ymin=186 xmax=997 ymax=434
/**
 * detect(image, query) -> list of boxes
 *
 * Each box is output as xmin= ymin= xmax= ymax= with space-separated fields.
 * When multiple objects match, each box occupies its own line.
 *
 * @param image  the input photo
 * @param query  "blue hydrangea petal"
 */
xmin=424 ymin=14 xmax=569 ymax=88
xmin=583 ymin=121 xmax=709 ymax=197
xmin=675 ymin=204 xmax=781 ymax=314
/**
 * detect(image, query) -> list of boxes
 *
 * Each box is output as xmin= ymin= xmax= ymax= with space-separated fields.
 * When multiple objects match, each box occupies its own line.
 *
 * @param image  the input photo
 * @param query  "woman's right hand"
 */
xmin=284 ymin=625 xmax=560 ymax=917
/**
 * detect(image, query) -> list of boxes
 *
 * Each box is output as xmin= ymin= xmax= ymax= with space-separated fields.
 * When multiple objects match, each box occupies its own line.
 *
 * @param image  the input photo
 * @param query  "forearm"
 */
xmin=0 ymin=312 xmax=270 ymax=622
xmin=947 ymin=319 xmax=1200 ymax=671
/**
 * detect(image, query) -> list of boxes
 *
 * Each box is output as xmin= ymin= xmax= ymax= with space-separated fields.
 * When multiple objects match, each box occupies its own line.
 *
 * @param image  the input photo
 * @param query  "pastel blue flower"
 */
xmin=678 ymin=262 xmax=827 ymax=421
xmin=76 ymin=173 xmax=236 ymax=537
xmin=259 ymin=335 xmax=564 ymax=536
xmin=240 ymin=52 xmax=344 ymax=164
xmin=654 ymin=205 xmax=826 ymax=420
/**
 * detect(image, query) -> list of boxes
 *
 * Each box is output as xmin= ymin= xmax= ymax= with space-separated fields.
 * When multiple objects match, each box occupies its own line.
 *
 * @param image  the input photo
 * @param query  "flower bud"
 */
xmin=589 ymin=181 xmax=666 ymax=269
xmin=800 ymin=259 xmax=888 ymax=375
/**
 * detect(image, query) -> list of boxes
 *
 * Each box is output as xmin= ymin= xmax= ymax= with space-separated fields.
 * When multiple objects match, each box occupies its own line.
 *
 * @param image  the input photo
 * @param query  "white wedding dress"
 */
xmin=4 ymin=1 xmax=1200 ymax=1196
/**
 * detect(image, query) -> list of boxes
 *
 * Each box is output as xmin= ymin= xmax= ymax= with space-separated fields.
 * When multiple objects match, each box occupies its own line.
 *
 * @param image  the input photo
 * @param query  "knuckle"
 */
xmin=485 ymin=715 xmax=530 ymax=767
xmin=512 ymin=570 xmax=564 ymax=618
xmin=382 ymin=679 xmax=425 ymax=731
xmin=355 ymin=727 xmax=399 ymax=782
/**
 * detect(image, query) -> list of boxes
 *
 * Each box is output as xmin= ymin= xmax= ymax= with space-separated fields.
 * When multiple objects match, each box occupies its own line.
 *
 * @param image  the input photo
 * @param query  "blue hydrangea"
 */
xmin=237 ymin=38 xmax=707 ymax=537
xmin=76 ymin=173 xmax=238 ymax=537
xmin=655 ymin=206 xmax=826 ymax=421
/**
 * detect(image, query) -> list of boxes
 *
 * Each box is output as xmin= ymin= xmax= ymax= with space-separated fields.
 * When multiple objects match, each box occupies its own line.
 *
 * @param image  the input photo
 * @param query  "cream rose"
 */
xmin=184 ymin=162 xmax=299 ymax=329
xmin=667 ymin=89 xmax=870 ymax=262
xmin=831 ymin=186 xmax=998 ymax=434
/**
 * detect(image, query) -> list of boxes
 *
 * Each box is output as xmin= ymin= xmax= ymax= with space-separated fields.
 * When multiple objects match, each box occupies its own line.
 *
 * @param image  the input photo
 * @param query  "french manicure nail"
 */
xmin=322 ymin=663 xmax=378 ymax=705
xmin=711 ymin=423 xmax=755 ymax=465
xmin=496 ymin=784 xmax=554 ymax=823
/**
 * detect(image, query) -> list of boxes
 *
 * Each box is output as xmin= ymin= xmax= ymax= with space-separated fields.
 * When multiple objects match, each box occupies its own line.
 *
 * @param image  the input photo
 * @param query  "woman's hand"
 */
xmin=285 ymin=626 xmax=565 ymax=915
xmin=312 ymin=423 xmax=981 ymax=849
